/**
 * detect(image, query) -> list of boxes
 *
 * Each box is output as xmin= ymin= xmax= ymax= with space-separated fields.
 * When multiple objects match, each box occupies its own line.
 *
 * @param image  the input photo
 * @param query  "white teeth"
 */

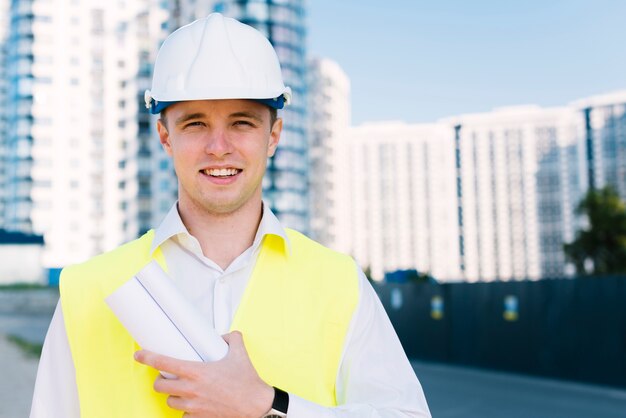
xmin=205 ymin=168 xmax=239 ymax=177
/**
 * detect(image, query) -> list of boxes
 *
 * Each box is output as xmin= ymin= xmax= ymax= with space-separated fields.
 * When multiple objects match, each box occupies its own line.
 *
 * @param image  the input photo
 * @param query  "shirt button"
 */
xmin=218 ymin=278 xmax=226 ymax=284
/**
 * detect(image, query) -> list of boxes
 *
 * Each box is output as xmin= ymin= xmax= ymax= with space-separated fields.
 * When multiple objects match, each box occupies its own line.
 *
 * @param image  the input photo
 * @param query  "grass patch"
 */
xmin=0 ymin=283 xmax=49 ymax=290
xmin=6 ymin=334 xmax=43 ymax=358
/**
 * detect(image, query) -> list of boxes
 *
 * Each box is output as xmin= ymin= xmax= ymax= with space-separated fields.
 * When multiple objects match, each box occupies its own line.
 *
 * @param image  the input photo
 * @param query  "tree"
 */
xmin=564 ymin=186 xmax=626 ymax=275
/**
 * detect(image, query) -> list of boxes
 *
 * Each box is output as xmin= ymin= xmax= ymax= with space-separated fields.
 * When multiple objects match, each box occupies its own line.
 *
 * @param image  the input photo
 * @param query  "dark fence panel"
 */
xmin=374 ymin=276 xmax=626 ymax=388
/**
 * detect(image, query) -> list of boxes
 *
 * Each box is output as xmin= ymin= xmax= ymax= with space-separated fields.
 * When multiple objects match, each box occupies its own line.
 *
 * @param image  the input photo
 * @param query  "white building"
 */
xmin=307 ymin=57 xmax=350 ymax=250
xmin=0 ymin=0 xmax=170 ymax=268
xmin=342 ymin=122 xmax=462 ymax=281
xmin=446 ymin=106 xmax=585 ymax=280
xmin=333 ymin=92 xmax=626 ymax=282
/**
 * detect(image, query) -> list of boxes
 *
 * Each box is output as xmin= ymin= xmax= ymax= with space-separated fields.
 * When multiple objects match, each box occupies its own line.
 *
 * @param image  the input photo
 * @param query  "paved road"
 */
xmin=1 ymin=289 xmax=57 ymax=418
xmin=1 ymin=335 xmax=39 ymax=418
xmin=0 ymin=289 xmax=57 ymax=343
xmin=413 ymin=361 xmax=626 ymax=417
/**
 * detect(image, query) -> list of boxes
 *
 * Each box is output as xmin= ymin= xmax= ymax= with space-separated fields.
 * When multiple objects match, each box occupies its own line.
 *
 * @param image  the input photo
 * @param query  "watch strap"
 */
xmin=271 ymin=386 xmax=289 ymax=414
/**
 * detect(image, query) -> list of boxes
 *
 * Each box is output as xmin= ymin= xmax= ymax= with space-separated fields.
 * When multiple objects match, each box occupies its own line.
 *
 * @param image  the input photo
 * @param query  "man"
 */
xmin=31 ymin=13 xmax=430 ymax=418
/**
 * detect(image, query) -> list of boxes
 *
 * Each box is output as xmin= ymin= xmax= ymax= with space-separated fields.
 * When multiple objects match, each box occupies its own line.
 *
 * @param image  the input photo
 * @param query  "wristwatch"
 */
xmin=263 ymin=386 xmax=289 ymax=417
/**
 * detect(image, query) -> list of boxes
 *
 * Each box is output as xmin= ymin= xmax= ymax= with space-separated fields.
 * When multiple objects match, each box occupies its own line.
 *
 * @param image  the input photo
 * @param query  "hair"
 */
xmin=160 ymin=110 xmax=168 ymax=129
xmin=269 ymin=106 xmax=278 ymax=129
xmin=160 ymin=104 xmax=277 ymax=131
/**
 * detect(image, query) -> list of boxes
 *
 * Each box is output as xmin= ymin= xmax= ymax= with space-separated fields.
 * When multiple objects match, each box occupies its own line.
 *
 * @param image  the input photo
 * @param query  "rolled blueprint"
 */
xmin=105 ymin=261 xmax=228 ymax=377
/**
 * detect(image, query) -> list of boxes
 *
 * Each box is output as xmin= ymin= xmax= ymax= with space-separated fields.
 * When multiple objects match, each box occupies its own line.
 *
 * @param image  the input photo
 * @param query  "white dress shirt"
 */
xmin=30 ymin=203 xmax=431 ymax=417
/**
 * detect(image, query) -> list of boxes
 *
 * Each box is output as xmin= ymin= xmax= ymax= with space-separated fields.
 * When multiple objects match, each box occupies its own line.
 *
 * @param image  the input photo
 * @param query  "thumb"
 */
xmin=222 ymin=330 xmax=249 ymax=357
xmin=222 ymin=330 xmax=244 ymax=346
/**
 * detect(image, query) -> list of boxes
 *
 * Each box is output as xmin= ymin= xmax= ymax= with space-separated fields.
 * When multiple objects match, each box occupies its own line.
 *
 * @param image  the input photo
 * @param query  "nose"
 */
xmin=204 ymin=127 xmax=233 ymax=157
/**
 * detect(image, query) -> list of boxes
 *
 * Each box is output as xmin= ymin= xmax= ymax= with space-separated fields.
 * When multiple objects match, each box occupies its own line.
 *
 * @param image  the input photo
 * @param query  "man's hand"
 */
xmin=134 ymin=331 xmax=274 ymax=418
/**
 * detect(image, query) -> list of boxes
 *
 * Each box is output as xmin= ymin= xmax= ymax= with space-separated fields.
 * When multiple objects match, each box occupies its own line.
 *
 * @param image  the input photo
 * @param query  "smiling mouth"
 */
xmin=202 ymin=168 xmax=242 ymax=178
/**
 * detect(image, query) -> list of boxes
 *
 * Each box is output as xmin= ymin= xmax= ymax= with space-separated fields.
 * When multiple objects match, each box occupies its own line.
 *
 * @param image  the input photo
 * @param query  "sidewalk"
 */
xmin=1 ymin=334 xmax=38 ymax=418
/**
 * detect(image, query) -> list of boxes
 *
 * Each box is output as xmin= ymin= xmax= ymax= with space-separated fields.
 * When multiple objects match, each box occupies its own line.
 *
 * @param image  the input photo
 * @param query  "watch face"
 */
xmin=263 ymin=411 xmax=287 ymax=418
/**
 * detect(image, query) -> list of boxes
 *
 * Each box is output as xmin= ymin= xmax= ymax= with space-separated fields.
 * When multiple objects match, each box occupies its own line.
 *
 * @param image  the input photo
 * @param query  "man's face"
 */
xmin=157 ymin=99 xmax=282 ymax=217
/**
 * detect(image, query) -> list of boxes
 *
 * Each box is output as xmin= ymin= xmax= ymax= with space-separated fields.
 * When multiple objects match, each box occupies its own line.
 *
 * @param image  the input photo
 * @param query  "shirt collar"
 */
xmin=150 ymin=201 xmax=291 ymax=256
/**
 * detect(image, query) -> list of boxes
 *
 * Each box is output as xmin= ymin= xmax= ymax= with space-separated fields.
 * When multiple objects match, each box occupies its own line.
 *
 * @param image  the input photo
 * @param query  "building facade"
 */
xmin=0 ymin=0 xmax=170 ymax=268
xmin=447 ymin=106 xmax=585 ymax=281
xmin=337 ymin=94 xmax=625 ymax=282
xmin=343 ymin=122 xmax=462 ymax=281
xmin=307 ymin=57 xmax=350 ymax=249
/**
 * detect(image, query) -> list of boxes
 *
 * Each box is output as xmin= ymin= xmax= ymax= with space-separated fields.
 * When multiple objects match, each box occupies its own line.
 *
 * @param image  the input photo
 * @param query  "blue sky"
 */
xmin=308 ymin=1 xmax=626 ymax=125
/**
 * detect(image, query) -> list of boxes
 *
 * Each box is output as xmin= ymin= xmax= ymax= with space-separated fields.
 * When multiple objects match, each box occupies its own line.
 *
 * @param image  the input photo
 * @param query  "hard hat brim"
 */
xmin=149 ymin=95 xmax=288 ymax=115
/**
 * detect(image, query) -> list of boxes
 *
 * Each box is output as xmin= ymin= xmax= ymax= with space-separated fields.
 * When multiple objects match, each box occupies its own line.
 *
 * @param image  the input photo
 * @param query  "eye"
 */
xmin=183 ymin=121 xmax=205 ymax=129
xmin=233 ymin=120 xmax=256 ymax=127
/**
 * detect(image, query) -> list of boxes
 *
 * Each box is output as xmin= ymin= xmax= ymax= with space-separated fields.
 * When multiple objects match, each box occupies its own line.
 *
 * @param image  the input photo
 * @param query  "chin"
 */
xmin=200 ymin=199 xmax=246 ymax=215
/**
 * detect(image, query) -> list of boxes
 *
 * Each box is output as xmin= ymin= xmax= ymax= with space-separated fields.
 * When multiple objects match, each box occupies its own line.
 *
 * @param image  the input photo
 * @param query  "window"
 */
xmin=246 ymin=3 xmax=268 ymax=20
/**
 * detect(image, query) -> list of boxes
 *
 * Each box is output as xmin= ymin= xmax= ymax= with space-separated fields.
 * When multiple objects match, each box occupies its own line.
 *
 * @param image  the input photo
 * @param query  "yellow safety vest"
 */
xmin=60 ymin=229 xmax=358 ymax=418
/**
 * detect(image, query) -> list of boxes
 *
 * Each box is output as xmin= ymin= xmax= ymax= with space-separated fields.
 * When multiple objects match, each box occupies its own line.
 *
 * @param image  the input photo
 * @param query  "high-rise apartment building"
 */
xmin=307 ymin=57 xmax=350 ymax=249
xmin=109 ymin=2 xmax=172 ymax=245
xmin=0 ymin=0 xmax=170 ymax=268
xmin=447 ymin=106 xmax=585 ymax=281
xmin=343 ymin=122 xmax=462 ymax=281
xmin=335 ymin=93 xmax=625 ymax=282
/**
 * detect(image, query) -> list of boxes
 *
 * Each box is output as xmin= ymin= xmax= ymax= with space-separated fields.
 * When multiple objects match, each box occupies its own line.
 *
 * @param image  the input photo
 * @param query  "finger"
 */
xmin=134 ymin=350 xmax=197 ymax=377
xmin=153 ymin=375 xmax=189 ymax=397
xmin=166 ymin=395 xmax=190 ymax=412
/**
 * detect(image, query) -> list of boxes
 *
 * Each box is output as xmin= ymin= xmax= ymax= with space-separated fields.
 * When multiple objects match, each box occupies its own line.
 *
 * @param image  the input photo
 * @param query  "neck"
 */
xmin=177 ymin=199 xmax=263 ymax=270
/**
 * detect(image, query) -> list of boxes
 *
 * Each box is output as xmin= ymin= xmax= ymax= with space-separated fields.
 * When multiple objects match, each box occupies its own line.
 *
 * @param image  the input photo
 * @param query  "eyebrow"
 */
xmin=175 ymin=113 xmax=206 ymax=126
xmin=229 ymin=111 xmax=263 ymax=123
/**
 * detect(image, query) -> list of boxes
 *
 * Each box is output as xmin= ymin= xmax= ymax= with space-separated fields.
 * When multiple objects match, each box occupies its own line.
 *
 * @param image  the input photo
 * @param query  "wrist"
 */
xmin=257 ymin=383 xmax=275 ymax=417
xmin=262 ymin=386 xmax=289 ymax=417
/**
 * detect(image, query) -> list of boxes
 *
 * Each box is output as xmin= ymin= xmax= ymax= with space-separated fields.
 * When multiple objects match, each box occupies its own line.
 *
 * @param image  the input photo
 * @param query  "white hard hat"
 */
xmin=145 ymin=13 xmax=292 ymax=114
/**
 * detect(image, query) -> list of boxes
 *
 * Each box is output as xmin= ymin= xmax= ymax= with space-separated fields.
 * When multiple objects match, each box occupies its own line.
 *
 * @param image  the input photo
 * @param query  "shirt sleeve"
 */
xmin=286 ymin=266 xmax=431 ymax=417
xmin=30 ymin=302 xmax=81 ymax=418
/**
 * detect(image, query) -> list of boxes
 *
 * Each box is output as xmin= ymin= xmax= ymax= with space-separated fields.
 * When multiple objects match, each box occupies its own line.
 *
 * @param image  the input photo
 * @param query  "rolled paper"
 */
xmin=106 ymin=261 xmax=229 ymax=377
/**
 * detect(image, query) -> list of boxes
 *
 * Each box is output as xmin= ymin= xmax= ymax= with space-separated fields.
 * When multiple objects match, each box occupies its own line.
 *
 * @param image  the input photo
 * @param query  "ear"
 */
xmin=267 ymin=118 xmax=282 ymax=158
xmin=157 ymin=119 xmax=172 ymax=156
